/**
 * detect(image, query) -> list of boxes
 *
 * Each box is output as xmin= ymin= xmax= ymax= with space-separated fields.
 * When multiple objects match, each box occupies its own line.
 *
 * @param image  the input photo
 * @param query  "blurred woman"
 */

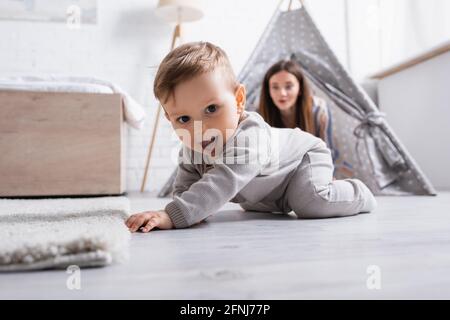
xmin=258 ymin=59 xmax=336 ymax=159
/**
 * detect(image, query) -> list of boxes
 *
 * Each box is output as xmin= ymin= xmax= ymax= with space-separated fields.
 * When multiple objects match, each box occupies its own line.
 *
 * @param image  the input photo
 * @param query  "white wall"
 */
xmin=0 ymin=0 xmax=349 ymax=193
xmin=346 ymin=0 xmax=450 ymax=81
xmin=377 ymin=51 xmax=450 ymax=190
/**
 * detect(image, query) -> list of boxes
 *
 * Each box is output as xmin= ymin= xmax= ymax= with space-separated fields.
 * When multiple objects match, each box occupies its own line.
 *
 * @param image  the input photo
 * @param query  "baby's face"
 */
xmin=163 ymin=69 xmax=245 ymax=155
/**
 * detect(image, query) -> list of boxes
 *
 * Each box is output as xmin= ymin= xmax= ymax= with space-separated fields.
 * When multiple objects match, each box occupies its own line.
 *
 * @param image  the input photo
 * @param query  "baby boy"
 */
xmin=126 ymin=41 xmax=376 ymax=232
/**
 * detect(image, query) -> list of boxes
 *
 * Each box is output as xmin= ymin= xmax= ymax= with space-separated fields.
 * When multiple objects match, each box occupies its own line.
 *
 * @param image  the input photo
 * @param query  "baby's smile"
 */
xmin=201 ymin=136 xmax=216 ymax=149
xmin=200 ymin=135 xmax=218 ymax=157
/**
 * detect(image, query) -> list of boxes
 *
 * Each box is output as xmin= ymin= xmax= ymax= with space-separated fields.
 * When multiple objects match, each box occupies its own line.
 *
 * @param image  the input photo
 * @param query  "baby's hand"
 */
xmin=126 ymin=210 xmax=174 ymax=233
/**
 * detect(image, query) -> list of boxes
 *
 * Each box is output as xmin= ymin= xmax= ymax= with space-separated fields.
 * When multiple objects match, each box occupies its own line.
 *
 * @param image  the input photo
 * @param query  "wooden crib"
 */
xmin=0 ymin=90 xmax=126 ymax=197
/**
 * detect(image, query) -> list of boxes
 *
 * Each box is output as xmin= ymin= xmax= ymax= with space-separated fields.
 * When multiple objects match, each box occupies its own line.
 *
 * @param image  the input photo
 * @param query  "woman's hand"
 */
xmin=126 ymin=210 xmax=174 ymax=233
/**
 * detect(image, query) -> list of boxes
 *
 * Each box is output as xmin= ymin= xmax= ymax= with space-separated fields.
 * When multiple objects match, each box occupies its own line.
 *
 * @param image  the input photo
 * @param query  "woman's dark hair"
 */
xmin=258 ymin=59 xmax=315 ymax=133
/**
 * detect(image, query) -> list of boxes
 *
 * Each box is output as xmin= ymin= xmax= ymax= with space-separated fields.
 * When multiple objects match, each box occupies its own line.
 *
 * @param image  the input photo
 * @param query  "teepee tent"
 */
xmin=159 ymin=0 xmax=435 ymax=197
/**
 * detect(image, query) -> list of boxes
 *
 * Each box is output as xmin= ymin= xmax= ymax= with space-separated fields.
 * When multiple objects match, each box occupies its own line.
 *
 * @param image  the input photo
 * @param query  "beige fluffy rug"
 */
xmin=0 ymin=196 xmax=131 ymax=272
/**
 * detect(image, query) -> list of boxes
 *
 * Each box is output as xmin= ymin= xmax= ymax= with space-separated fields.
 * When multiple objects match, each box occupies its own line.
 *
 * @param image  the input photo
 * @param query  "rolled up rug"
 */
xmin=0 ymin=196 xmax=130 ymax=272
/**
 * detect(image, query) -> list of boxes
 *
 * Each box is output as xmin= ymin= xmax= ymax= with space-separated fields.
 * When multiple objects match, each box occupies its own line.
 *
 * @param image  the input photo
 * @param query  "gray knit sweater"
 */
xmin=165 ymin=111 xmax=325 ymax=228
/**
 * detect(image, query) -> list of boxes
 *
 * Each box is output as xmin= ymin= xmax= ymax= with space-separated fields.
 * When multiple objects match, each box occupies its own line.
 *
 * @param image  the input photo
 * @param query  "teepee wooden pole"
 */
xmin=286 ymin=0 xmax=305 ymax=12
xmin=140 ymin=24 xmax=182 ymax=193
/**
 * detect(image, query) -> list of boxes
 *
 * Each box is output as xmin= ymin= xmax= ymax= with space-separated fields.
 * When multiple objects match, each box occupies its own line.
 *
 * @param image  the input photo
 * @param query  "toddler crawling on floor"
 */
xmin=126 ymin=41 xmax=376 ymax=232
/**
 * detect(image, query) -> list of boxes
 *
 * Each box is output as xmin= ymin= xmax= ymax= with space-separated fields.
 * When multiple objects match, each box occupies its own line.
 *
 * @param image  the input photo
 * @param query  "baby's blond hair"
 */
xmin=153 ymin=41 xmax=239 ymax=104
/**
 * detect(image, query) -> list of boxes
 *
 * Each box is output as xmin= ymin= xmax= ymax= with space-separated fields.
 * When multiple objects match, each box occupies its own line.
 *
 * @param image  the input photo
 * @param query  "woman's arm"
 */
xmin=313 ymin=96 xmax=332 ymax=145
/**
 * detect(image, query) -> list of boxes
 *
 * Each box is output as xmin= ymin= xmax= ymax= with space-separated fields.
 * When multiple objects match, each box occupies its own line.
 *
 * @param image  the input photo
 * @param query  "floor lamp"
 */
xmin=141 ymin=0 xmax=204 ymax=192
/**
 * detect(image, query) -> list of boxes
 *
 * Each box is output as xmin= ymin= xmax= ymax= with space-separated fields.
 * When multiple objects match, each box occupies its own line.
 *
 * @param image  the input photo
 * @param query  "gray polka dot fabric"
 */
xmin=237 ymin=7 xmax=436 ymax=196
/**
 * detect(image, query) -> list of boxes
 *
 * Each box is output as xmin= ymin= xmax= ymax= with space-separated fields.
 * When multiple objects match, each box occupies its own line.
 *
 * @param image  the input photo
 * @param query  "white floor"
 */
xmin=1 ymin=191 xmax=450 ymax=299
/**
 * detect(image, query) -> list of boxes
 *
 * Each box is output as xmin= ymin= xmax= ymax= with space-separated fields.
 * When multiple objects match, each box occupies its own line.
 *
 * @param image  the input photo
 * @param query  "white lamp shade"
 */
xmin=155 ymin=0 xmax=204 ymax=23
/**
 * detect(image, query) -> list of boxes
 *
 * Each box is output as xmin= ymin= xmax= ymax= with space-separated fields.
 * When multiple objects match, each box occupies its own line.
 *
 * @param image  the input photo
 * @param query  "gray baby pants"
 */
xmin=240 ymin=147 xmax=377 ymax=218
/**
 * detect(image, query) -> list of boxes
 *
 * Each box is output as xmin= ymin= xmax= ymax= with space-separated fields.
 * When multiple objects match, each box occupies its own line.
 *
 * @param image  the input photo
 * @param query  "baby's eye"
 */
xmin=205 ymin=105 xmax=217 ymax=114
xmin=177 ymin=116 xmax=190 ymax=124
